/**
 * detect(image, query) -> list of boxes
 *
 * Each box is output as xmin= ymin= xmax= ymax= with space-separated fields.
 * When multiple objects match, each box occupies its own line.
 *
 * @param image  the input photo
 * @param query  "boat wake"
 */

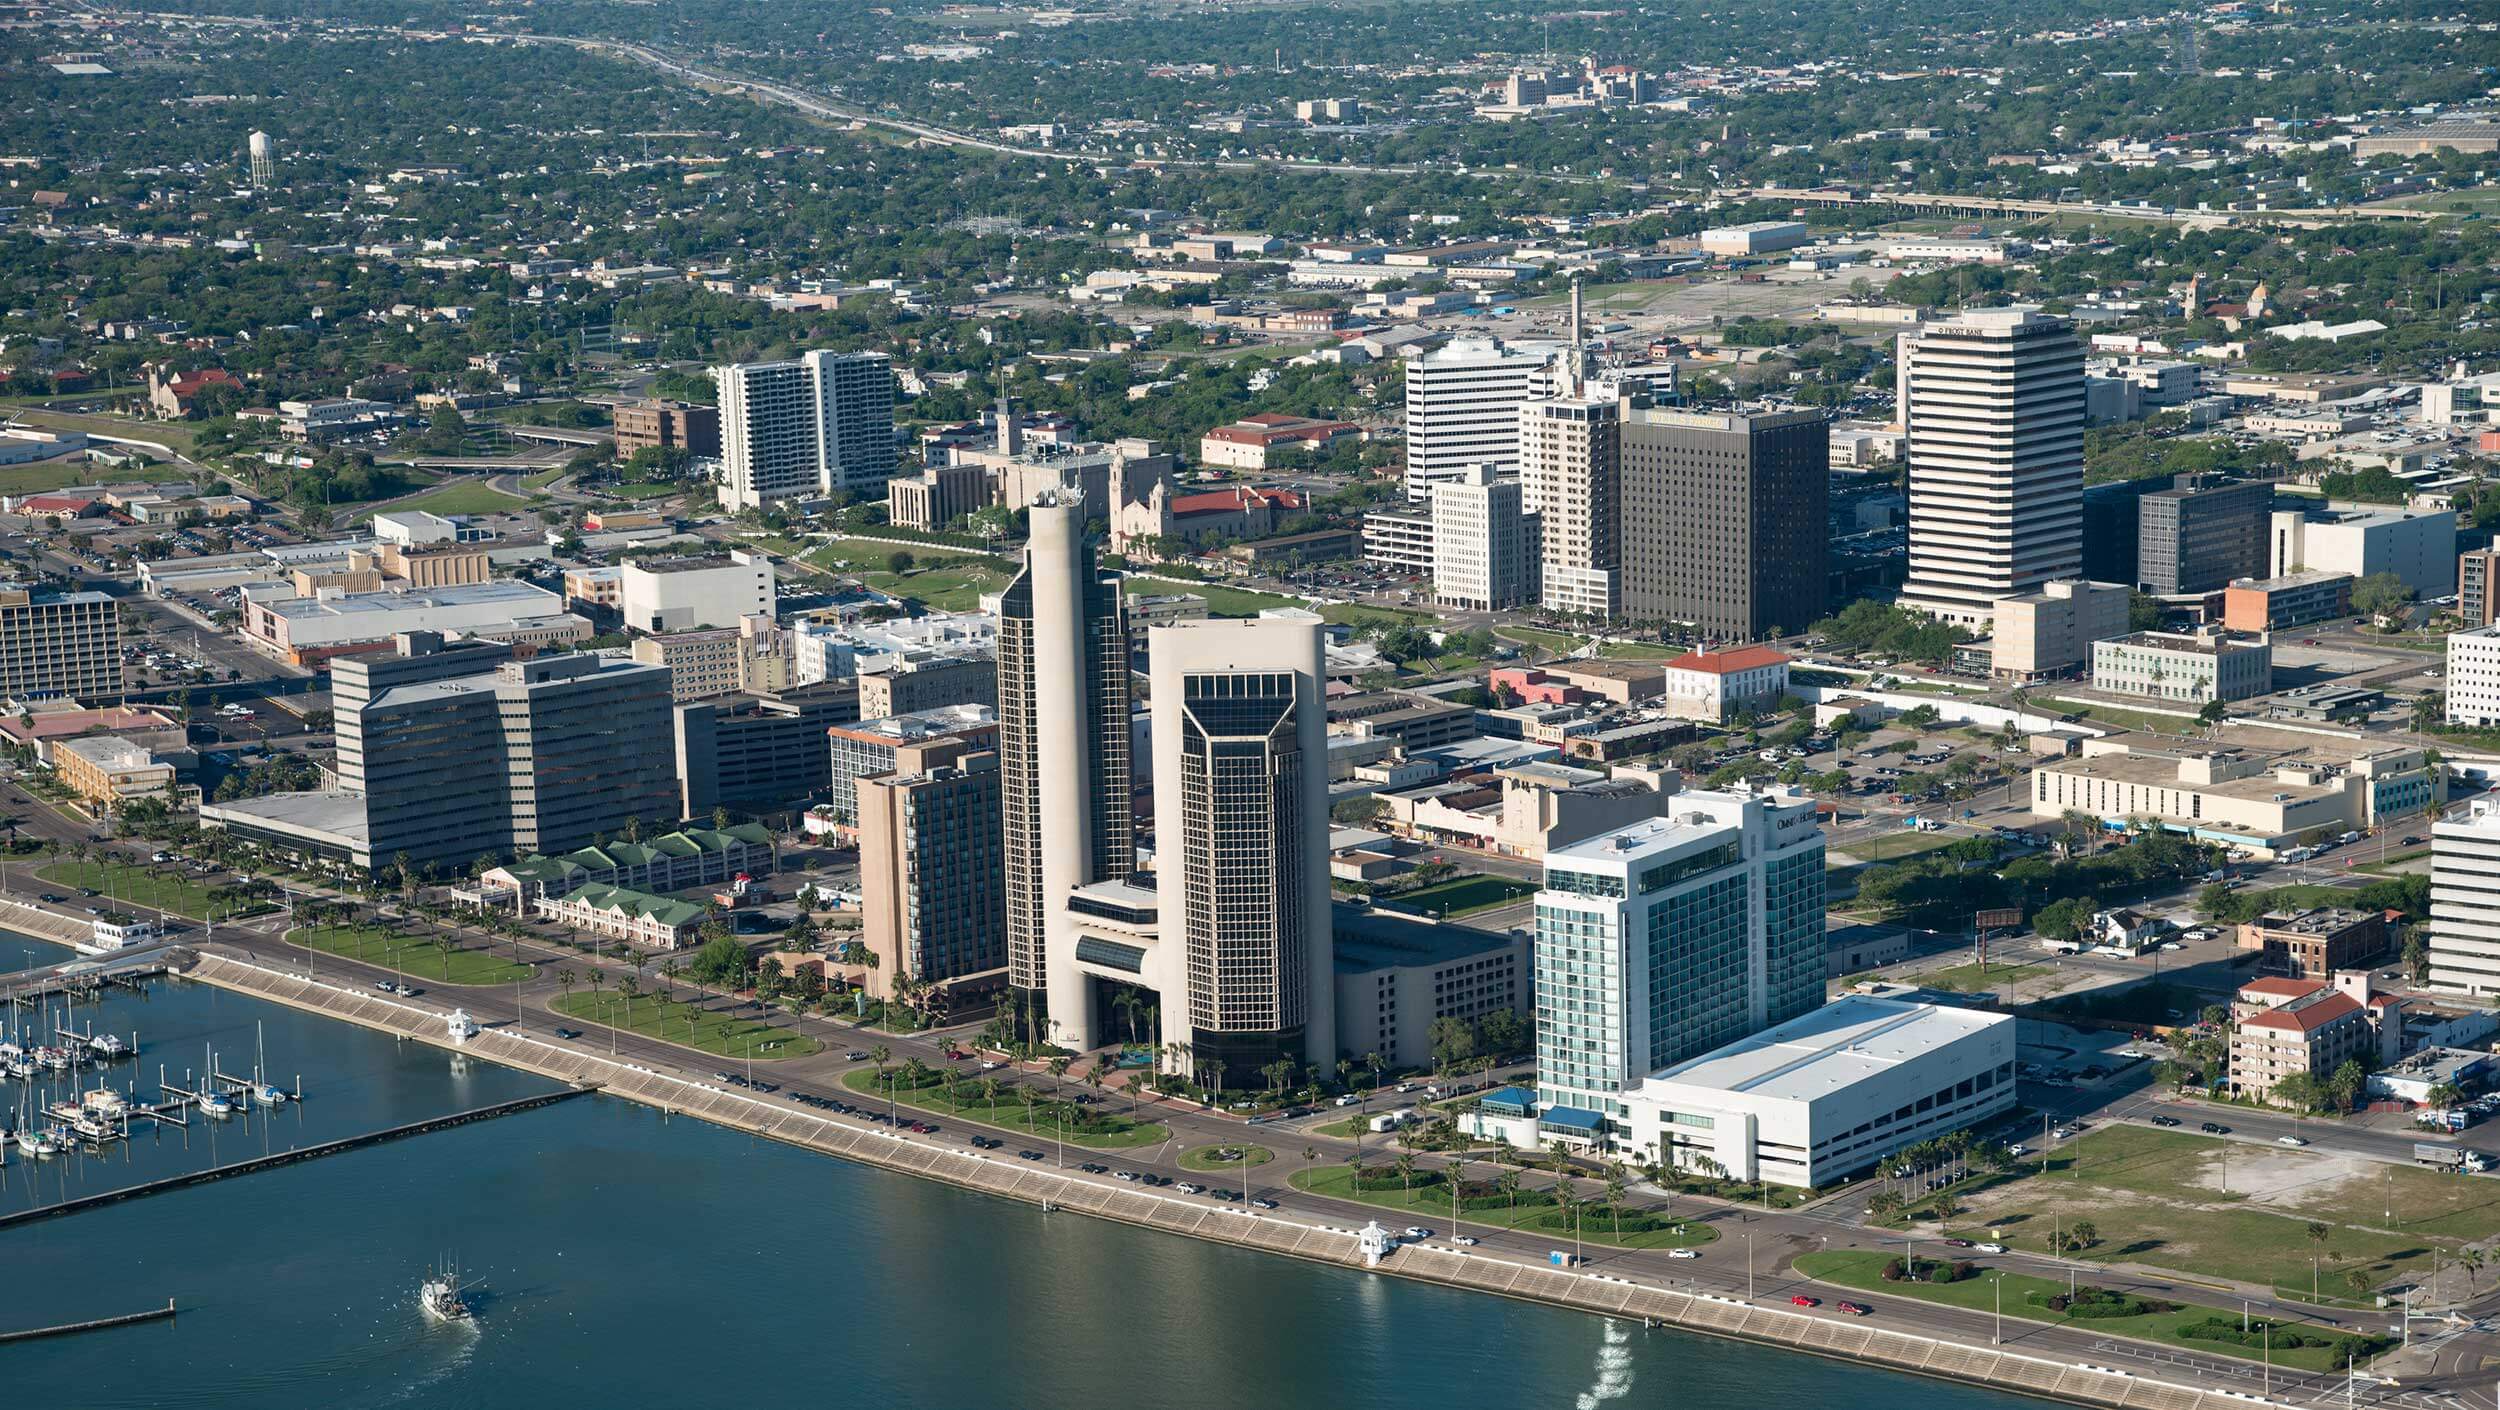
xmin=1573 ymin=1319 xmax=1634 ymax=1410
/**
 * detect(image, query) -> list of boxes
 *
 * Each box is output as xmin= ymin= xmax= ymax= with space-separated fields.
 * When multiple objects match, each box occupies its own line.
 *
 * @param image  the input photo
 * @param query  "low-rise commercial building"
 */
xmin=618 ymin=551 xmax=775 ymax=633
xmin=52 ymin=734 xmax=177 ymax=808
xmin=612 ymin=400 xmax=721 ymax=460
xmin=1198 ymin=413 xmax=1362 ymax=470
xmin=2237 ymin=907 xmax=2389 ymax=980
xmin=1657 ymin=646 xmax=1789 ymax=722
xmin=534 ymin=882 xmax=708 ymax=950
xmin=1332 ymin=906 xmax=1530 ymax=1072
xmin=887 ymin=462 xmax=991 ymax=532
xmin=0 ymin=706 xmax=183 ymax=766
xmin=1988 ymin=580 xmax=2129 ymax=680
xmin=1698 ymin=221 xmax=1811 ymax=256
xmin=240 ymin=579 xmax=587 ymax=669
xmin=2221 ymin=570 xmax=2353 ymax=633
xmin=476 ymin=823 xmax=777 ymax=909
xmin=856 ymin=650 xmax=997 ymax=717
xmin=2030 ymin=732 xmax=2436 ymax=856
xmin=1612 ymin=997 xmax=2015 ymax=1188
xmin=2089 ymin=628 xmax=2271 ymax=704
xmin=2269 ymin=507 xmax=2456 ymax=598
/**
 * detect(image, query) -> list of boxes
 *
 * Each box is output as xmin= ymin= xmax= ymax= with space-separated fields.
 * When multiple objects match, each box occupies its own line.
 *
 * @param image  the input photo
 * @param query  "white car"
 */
xmin=1451 ymin=1235 xmax=1479 ymax=1247
xmin=1402 ymin=1226 xmax=1433 ymax=1240
xmin=1176 ymin=1182 xmax=1202 ymax=1195
xmin=1667 ymin=1248 xmax=1701 ymax=1260
xmin=2277 ymin=1135 xmax=2308 ymax=1147
xmin=1975 ymin=1242 xmax=2007 ymax=1254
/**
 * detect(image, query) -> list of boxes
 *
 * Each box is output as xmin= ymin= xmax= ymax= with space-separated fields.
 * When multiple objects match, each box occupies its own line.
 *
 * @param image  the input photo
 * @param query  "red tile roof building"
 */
xmin=2228 ymin=976 xmax=2390 ymax=1102
xmin=1197 ymin=413 xmax=1361 ymax=470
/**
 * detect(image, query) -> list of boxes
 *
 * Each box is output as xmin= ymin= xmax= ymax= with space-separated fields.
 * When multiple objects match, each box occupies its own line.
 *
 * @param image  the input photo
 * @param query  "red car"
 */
xmin=1838 ymin=1302 xmax=1873 ymax=1317
xmin=1790 ymin=1295 xmax=1821 ymax=1308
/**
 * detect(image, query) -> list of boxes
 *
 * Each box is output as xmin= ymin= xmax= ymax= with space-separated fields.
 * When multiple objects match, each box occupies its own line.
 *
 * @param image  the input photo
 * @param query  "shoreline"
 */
xmin=173 ymin=950 xmax=2280 ymax=1410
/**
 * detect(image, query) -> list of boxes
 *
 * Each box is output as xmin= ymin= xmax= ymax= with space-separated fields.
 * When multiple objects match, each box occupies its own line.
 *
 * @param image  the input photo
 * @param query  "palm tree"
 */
xmin=871 ymin=1044 xmax=894 ymax=1123
xmin=2069 ymin=1219 xmax=2097 ymax=1253
xmin=2307 ymin=1221 xmax=2331 ymax=1299
xmin=1497 ymin=1168 xmax=1521 ymax=1227
xmin=1395 ymin=1151 xmax=1417 ymax=1199
xmin=618 ymin=973 xmax=640 ymax=1036
xmin=1302 ymin=1144 xmax=1319 ymax=1190
xmin=1604 ymin=1165 xmax=1628 ymax=1241
xmin=2461 ymin=1247 xmax=2486 ymax=1294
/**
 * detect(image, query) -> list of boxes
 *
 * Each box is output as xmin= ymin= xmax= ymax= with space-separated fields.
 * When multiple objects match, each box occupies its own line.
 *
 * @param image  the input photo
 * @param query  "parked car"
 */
xmin=2201 ymin=1122 xmax=2230 ymax=1135
xmin=1837 ymin=1302 xmax=1873 ymax=1317
xmin=1667 ymin=1248 xmax=1701 ymax=1260
xmin=1790 ymin=1295 xmax=1821 ymax=1308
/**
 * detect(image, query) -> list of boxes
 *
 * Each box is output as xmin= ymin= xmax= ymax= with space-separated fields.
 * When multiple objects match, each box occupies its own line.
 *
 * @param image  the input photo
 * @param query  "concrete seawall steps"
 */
xmin=178 ymin=953 xmax=2290 ymax=1410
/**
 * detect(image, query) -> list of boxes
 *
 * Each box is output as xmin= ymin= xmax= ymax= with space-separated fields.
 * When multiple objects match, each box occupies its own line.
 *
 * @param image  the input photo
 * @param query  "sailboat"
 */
xmin=252 ymin=1020 xmax=288 ymax=1106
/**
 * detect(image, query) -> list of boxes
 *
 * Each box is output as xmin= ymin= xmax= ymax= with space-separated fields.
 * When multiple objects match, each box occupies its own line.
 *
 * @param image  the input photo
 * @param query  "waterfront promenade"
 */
xmin=179 ymin=945 xmax=2317 ymax=1410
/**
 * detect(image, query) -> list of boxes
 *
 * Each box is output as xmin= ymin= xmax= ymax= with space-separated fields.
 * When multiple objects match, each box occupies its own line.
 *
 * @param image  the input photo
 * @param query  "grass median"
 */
xmin=1792 ymin=1251 xmax=2387 ymax=1374
xmin=840 ymin=1065 xmax=1170 ymax=1150
xmin=289 ymin=922 xmax=531 ymax=986
xmin=1180 ymin=1142 xmax=1274 ymax=1172
xmin=38 ymin=860 xmax=252 ymax=921
xmin=1288 ymin=1163 xmax=1718 ymax=1251
xmin=554 ymin=989 xmax=822 ymax=1060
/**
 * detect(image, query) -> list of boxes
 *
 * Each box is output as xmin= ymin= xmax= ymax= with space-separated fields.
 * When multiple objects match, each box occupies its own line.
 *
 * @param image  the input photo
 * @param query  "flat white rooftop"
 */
xmin=1644 ymin=996 xmax=2008 ymax=1104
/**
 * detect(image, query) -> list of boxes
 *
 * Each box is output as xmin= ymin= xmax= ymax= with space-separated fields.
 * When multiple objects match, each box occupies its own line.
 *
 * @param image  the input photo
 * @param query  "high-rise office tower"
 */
xmin=0 ymin=584 xmax=120 ymax=701
xmin=713 ymin=351 xmax=895 ymax=509
xmin=857 ymin=750 xmax=1007 ymax=1001
xmin=1147 ymin=618 xmax=1336 ymax=1074
xmin=1531 ymin=788 xmax=1827 ymax=1145
xmin=1897 ymin=309 xmax=2086 ymax=626
xmin=2430 ymin=799 xmax=2500 ymax=995
xmin=997 ymin=498 xmax=1135 ymax=1045
xmin=2136 ymin=476 xmax=2271 ymax=595
xmin=247 ymin=130 xmax=275 ymax=189
xmin=1521 ymin=390 xmax=1622 ymax=618
xmin=1402 ymin=336 xmax=1560 ymax=501
xmin=1620 ymin=407 xmax=1829 ymax=638
xmin=1430 ymin=464 xmax=1537 ymax=611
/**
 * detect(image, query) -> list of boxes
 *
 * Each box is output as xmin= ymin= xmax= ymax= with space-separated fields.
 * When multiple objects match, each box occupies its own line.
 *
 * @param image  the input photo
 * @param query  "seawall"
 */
xmin=180 ymin=952 xmax=2289 ymax=1410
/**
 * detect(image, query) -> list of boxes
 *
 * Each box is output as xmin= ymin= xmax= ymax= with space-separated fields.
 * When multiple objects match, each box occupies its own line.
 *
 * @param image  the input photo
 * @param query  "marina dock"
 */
xmin=0 ymin=1299 xmax=177 ymax=1345
xmin=0 ymin=1087 xmax=591 ymax=1231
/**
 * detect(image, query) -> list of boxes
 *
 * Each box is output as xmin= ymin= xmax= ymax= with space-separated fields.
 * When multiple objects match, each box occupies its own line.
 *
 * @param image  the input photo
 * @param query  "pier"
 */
xmin=0 ymin=1087 xmax=591 ymax=1231
xmin=183 ymin=951 xmax=2291 ymax=1410
xmin=0 ymin=1299 xmax=178 ymax=1345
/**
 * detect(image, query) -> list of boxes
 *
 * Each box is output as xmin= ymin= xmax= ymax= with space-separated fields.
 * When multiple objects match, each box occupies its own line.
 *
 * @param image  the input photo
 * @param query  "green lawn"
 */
xmin=289 ymin=922 xmax=531 ymax=986
xmin=553 ymin=989 xmax=823 ymax=1060
xmin=839 ymin=1066 xmax=1170 ymax=1150
xmin=1792 ymin=1252 xmax=2380 ymax=1374
xmin=603 ymin=480 xmax=685 ymax=501
xmin=1380 ymin=874 xmax=1536 ymax=919
xmin=520 ymin=465 xmax=572 ymax=490
xmin=1496 ymin=626 xmax=1589 ymax=656
xmin=1122 ymin=576 xmax=1302 ymax=618
xmin=15 ymin=409 xmax=197 ymax=455
xmin=1833 ymin=829 xmax=1966 ymax=866
xmin=1949 ymin=1125 xmax=2494 ymax=1299
xmin=2384 ymin=187 xmax=2500 ymax=215
xmin=355 ymin=479 xmax=526 ymax=519
xmin=1315 ymin=600 xmax=1437 ymax=632
xmin=1597 ymin=640 xmax=1687 ymax=660
xmin=0 ymin=460 xmax=97 ymax=495
xmin=1289 ymin=1164 xmax=1719 ymax=1252
xmin=2051 ymin=700 xmax=2203 ymax=735
xmin=1906 ymin=961 xmax=2048 ymax=994
xmin=1180 ymin=1142 xmax=1275 ymax=1171
xmin=37 ymin=860 xmax=241 ymax=921
xmin=808 ymin=540 xmax=1015 ymax=611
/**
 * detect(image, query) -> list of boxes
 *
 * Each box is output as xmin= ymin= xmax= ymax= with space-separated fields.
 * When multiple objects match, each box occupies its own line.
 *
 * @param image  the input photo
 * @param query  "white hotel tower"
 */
xmin=1895 ymin=308 xmax=2086 ymax=627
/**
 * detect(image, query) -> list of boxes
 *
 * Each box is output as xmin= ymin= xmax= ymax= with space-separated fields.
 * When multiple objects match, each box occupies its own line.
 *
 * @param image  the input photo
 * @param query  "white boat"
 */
xmin=254 ymin=1084 xmax=288 ymax=1108
xmin=20 ymin=1127 xmax=66 ymax=1158
xmin=68 ymin=1112 xmax=115 ymax=1142
xmin=81 ymin=1088 xmax=128 ymax=1117
xmin=197 ymin=1088 xmax=235 ymax=1118
xmin=88 ymin=1033 xmax=129 ymax=1058
xmin=36 ymin=1046 xmax=71 ymax=1071
xmin=418 ymin=1262 xmax=475 ymax=1322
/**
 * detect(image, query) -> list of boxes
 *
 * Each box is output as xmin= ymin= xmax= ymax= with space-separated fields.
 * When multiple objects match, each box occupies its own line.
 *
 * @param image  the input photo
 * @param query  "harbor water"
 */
xmin=0 ymin=939 xmax=2055 ymax=1408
